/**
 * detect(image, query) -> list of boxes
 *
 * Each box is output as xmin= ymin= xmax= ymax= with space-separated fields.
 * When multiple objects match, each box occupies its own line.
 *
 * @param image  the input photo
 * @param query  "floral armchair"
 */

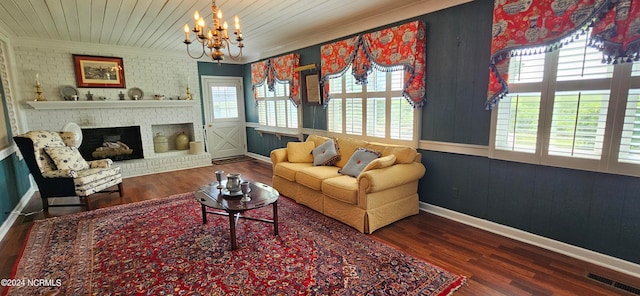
xmin=13 ymin=130 xmax=123 ymax=210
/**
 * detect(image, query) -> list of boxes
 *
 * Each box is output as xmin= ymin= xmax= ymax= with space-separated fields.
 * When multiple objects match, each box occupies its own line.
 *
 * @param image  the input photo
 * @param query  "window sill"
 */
xmin=254 ymin=126 xmax=302 ymax=141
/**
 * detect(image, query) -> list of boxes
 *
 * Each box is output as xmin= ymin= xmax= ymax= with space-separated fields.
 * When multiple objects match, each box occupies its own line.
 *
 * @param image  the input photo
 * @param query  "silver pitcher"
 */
xmin=226 ymin=173 xmax=241 ymax=192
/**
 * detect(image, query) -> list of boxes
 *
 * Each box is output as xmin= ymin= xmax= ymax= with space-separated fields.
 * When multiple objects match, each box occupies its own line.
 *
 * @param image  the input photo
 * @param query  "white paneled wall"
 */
xmin=14 ymin=43 xmax=211 ymax=177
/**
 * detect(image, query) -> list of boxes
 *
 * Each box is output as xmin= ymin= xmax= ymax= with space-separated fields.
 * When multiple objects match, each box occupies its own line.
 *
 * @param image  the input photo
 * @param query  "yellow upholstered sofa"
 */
xmin=270 ymin=135 xmax=426 ymax=233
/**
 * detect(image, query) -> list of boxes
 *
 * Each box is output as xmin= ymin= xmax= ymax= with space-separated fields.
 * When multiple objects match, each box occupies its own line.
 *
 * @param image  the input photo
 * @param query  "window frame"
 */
xmin=254 ymin=80 xmax=301 ymax=135
xmin=489 ymin=37 xmax=640 ymax=177
xmin=326 ymin=67 xmax=421 ymax=146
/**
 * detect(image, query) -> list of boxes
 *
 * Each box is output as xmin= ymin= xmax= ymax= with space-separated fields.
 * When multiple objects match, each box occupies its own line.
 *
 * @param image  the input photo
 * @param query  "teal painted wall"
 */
xmin=0 ymin=78 xmax=32 ymax=225
xmin=197 ymin=61 xmax=244 ymax=76
xmin=205 ymin=0 xmax=640 ymax=264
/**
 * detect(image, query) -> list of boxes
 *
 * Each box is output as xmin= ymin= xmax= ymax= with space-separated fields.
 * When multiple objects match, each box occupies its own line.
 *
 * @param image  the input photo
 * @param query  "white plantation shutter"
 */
xmin=266 ymin=100 xmax=276 ymax=126
xmin=275 ymin=100 xmax=287 ymax=127
xmin=255 ymin=82 xmax=298 ymax=129
xmin=548 ymin=91 xmax=609 ymax=159
xmin=345 ymin=98 xmax=363 ymax=135
xmin=556 ymin=34 xmax=613 ymax=81
xmin=367 ymin=97 xmax=386 ymax=138
xmin=548 ymin=33 xmax=612 ymax=160
xmin=391 ymin=71 xmax=404 ymax=91
xmin=390 ymin=97 xmax=414 ymax=140
xmin=494 ymin=93 xmax=540 ymax=153
xmin=508 ymin=53 xmax=545 ymax=83
xmin=330 ymin=77 xmax=343 ymax=94
xmin=619 ymin=89 xmax=640 ymax=164
xmin=369 ymin=70 xmax=386 ymax=92
xmin=258 ymin=101 xmax=267 ymax=126
xmin=287 ymin=102 xmax=297 ymax=128
xmin=327 ymin=99 xmax=342 ymax=133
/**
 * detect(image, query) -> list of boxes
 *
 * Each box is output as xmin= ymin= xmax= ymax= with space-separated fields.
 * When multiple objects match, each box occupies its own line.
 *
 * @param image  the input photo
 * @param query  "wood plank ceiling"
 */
xmin=0 ymin=0 xmax=470 ymax=63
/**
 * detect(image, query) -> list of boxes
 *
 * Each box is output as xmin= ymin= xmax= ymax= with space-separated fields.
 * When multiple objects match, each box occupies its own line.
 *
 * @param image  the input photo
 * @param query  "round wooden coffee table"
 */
xmin=194 ymin=180 xmax=279 ymax=250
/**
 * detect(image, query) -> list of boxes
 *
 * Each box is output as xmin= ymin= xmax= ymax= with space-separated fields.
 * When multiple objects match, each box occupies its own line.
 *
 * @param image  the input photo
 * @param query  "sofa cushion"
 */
xmin=383 ymin=145 xmax=417 ymax=164
xmin=312 ymin=139 xmax=340 ymax=166
xmin=362 ymin=155 xmax=397 ymax=173
xmin=274 ymin=162 xmax=314 ymax=181
xmin=287 ymin=141 xmax=315 ymax=163
xmin=339 ymin=148 xmax=381 ymax=177
xmin=306 ymin=134 xmax=330 ymax=147
xmin=322 ymin=175 xmax=359 ymax=205
xmin=44 ymin=146 xmax=90 ymax=171
xmin=334 ymin=137 xmax=369 ymax=168
xmin=296 ymin=166 xmax=341 ymax=190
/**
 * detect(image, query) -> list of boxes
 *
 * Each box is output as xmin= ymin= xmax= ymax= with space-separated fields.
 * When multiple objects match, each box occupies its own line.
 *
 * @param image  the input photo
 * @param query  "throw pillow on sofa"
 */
xmin=338 ymin=148 xmax=381 ymax=177
xmin=312 ymin=138 xmax=340 ymax=166
xmin=287 ymin=141 xmax=315 ymax=163
xmin=362 ymin=154 xmax=397 ymax=172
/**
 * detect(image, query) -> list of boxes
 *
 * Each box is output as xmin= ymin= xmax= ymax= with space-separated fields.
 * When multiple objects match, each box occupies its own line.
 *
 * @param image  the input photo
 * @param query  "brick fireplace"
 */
xmin=22 ymin=100 xmax=211 ymax=177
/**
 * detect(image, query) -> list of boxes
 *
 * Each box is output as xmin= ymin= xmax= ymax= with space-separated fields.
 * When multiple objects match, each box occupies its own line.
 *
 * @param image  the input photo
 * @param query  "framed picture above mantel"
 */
xmin=73 ymin=55 xmax=126 ymax=88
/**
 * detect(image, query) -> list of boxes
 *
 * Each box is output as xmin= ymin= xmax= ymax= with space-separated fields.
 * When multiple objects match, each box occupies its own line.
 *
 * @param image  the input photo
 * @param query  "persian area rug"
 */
xmin=6 ymin=193 xmax=466 ymax=295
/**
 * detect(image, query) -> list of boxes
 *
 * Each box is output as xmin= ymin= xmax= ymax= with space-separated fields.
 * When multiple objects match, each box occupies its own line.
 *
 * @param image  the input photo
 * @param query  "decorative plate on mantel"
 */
xmin=127 ymin=87 xmax=144 ymax=100
xmin=60 ymin=85 xmax=78 ymax=100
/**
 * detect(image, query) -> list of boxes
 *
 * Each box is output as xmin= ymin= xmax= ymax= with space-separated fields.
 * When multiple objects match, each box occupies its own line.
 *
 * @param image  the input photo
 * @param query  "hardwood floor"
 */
xmin=1 ymin=158 xmax=637 ymax=295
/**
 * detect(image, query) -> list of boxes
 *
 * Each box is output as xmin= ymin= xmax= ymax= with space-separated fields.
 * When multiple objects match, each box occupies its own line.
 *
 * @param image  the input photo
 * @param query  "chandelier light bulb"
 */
xmin=183 ymin=24 xmax=190 ymax=42
xmin=194 ymin=11 xmax=200 ymax=21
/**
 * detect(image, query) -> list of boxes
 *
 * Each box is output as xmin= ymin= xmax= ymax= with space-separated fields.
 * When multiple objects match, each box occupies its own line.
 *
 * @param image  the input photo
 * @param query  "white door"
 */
xmin=202 ymin=76 xmax=246 ymax=159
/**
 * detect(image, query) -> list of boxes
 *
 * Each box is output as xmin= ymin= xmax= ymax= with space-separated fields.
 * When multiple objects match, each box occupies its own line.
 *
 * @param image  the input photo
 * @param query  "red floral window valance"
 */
xmin=320 ymin=20 xmax=427 ymax=107
xmin=250 ymin=53 xmax=301 ymax=106
xmin=487 ymin=0 xmax=640 ymax=110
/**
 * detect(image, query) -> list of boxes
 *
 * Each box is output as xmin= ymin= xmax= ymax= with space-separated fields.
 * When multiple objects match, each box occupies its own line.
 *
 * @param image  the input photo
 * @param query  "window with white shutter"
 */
xmin=326 ymin=66 xmax=417 ymax=143
xmin=255 ymin=82 xmax=299 ymax=129
xmin=619 ymin=89 xmax=640 ymax=165
xmin=548 ymin=91 xmax=609 ymax=159
xmin=494 ymin=93 xmax=541 ymax=153
xmin=490 ymin=27 xmax=640 ymax=177
xmin=493 ymin=51 xmax=544 ymax=154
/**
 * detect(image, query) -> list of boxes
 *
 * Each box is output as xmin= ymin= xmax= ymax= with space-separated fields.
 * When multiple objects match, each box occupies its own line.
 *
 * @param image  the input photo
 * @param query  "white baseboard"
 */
xmin=420 ymin=202 xmax=640 ymax=279
xmin=0 ymin=186 xmax=36 ymax=242
xmin=246 ymin=152 xmax=271 ymax=164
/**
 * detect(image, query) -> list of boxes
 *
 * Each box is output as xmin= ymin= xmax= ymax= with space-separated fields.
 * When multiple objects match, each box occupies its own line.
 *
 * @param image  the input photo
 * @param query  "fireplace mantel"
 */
xmin=25 ymin=100 xmax=197 ymax=110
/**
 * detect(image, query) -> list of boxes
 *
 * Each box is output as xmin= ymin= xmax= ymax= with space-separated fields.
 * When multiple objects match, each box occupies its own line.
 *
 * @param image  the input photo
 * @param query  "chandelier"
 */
xmin=183 ymin=0 xmax=244 ymax=62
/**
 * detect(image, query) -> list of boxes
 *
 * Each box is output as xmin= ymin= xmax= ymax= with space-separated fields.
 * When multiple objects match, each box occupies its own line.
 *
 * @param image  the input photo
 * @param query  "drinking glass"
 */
xmin=215 ymin=170 xmax=224 ymax=189
xmin=240 ymin=181 xmax=251 ymax=202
